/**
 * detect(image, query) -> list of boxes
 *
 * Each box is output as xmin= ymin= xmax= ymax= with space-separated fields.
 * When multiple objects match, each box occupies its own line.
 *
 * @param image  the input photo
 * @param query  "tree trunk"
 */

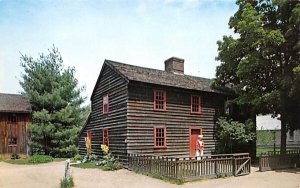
xmin=280 ymin=115 xmax=287 ymax=155
xmin=279 ymin=88 xmax=289 ymax=155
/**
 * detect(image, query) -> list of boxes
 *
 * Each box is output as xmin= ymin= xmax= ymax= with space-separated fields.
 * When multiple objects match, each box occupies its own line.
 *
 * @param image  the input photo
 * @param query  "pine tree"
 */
xmin=20 ymin=46 xmax=87 ymax=157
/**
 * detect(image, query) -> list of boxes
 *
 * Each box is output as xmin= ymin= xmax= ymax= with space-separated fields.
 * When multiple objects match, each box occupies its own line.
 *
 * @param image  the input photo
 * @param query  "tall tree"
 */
xmin=215 ymin=0 xmax=300 ymax=153
xmin=20 ymin=46 xmax=87 ymax=157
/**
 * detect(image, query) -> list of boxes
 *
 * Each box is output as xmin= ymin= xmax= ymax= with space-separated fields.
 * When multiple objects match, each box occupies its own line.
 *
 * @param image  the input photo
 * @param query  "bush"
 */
xmin=216 ymin=117 xmax=255 ymax=153
xmin=10 ymin=153 xmax=20 ymax=160
xmin=81 ymin=154 xmax=98 ymax=163
xmin=28 ymin=155 xmax=53 ymax=164
xmin=96 ymin=145 xmax=122 ymax=171
xmin=73 ymin=154 xmax=82 ymax=161
xmin=60 ymin=176 xmax=74 ymax=188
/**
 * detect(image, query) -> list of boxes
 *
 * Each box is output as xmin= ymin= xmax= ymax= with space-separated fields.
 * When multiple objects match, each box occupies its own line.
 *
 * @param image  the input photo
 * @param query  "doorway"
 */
xmin=189 ymin=127 xmax=202 ymax=156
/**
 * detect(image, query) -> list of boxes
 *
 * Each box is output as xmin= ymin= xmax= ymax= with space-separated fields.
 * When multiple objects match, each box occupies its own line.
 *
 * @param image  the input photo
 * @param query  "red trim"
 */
xmin=153 ymin=90 xmax=166 ymax=111
xmin=87 ymin=130 xmax=91 ymax=138
xmin=102 ymin=128 xmax=109 ymax=146
xmin=191 ymin=95 xmax=202 ymax=114
xmin=102 ymin=94 xmax=109 ymax=114
xmin=86 ymin=130 xmax=92 ymax=149
xmin=154 ymin=126 xmax=166 ymax=148
xmin=189 ymin=127 xmax=202 ymax=156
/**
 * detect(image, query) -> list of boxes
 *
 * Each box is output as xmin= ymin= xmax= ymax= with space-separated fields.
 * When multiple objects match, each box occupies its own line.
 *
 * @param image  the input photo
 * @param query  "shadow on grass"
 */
xmin=273 ymin=167 xmax=300 ymax=174
xmin=4 ymin=159 xmax=30 ymax=165
xmin=4 ymin=157 xmax=69 ymax=165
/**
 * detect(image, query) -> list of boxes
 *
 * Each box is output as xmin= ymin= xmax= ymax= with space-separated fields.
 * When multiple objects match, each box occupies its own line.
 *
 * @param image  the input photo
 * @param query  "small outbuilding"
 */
xmin=0 ymin=93 xmax=31 ymax=157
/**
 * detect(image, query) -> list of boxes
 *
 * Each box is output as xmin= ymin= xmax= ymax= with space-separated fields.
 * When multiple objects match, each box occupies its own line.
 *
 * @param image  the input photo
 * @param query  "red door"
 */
xmin=189 ymin=127 xmax=202 ymax=156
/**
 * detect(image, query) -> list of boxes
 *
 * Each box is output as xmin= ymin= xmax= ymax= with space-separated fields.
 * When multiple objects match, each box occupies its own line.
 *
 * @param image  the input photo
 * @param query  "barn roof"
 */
xmin=104 ymin=60 xmax=231 ymax=94
xmin=0 ymin=93 xmax=32 ymax=113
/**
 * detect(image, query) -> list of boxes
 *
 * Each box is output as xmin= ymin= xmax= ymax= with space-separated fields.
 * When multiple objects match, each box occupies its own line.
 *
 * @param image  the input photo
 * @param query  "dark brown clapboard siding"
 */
xmin=79 ymin=62 xmax=227 ymax=165
xmin=78 ymin=64 xmax=128 ymax=163
xmin=0 ymin=112 xmax=30 ymax=155
xmin=127 ymin=81 xmax=225 ymax=157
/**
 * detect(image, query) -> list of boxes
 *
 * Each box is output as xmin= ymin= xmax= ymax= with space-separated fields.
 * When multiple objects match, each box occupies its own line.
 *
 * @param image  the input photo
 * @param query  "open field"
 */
xmin=0 ymin=161 xmax=299 ymax=188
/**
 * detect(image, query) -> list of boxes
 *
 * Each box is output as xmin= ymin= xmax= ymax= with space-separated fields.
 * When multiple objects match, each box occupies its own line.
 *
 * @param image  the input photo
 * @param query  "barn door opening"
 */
xmin=189 ymin=127 xmax=202 ymax=156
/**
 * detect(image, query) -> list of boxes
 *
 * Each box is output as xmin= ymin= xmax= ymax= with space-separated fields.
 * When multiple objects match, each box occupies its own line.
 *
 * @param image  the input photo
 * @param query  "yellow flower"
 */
xmin=101 ymin=144 xmax=109 ymax=154
xmin=85 ymin=137 xmax=92 ymax=155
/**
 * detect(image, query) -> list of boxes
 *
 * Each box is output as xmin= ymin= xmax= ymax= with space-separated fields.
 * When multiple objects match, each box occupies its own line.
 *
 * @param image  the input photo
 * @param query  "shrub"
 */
xmin=73 ymin=154 xmax=82 ymax=161
xmin=81 ymin=154 xmax=97 ymax=163
xmin=28 ymin=155 xmax=53 ymax=164
xmin=10 ymin=153 xmax=20 ymax=160
xmin=60 ymin=176 xmax=74 ymax=188
xmin=216 ymin=117 xmax=255 ymax=153
xmin=96 ymin=145 xmax=122 ymax=171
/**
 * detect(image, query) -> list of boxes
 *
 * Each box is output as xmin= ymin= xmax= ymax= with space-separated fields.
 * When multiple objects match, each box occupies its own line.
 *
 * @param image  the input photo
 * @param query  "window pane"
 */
xmin=191 ymin=95 xmax=201 ymax=113
xmin=155 ymin=127 xmax=165 ymax=147
xmin=103 ymin=95 xmax=109 ymax=114
xmin=154 ymin=91 xmax=166 ymax=110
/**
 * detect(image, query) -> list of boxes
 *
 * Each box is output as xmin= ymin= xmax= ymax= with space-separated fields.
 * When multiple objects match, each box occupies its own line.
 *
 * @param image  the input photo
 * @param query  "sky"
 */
xmin=0 ymin=0 xmax=237 ymax=103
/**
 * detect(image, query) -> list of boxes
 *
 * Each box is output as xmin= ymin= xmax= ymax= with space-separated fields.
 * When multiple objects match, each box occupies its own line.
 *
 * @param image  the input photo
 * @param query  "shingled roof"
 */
xmin=0 ymin=93 xmax=32 ymax=113
xmin=104 ymin=60 xmax=230 ymax=94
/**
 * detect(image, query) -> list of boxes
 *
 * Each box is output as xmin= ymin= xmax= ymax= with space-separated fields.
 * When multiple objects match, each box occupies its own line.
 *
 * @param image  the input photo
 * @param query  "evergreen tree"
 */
xmin=20 ymin=46 xmax=87 ymax=157
xmin=215 ymin=0 xmax=300 ymax=153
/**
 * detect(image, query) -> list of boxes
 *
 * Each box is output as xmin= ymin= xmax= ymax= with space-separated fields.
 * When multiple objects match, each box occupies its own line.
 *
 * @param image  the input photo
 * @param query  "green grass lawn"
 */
xmin=53 ymin=158 xmax=73 ymax=162
xmin=4 ymin=159 xmax=31 ymax=165
xmin=71 ymin=162 xmax=103 ymax=169
xmin=256 ymin=147 xmax=280 ymax=157
xmin=256 ymin=147 xmax=297 ymax=157
xmin=3 ymin=157 xmax=75 ymax=165
xmin=3 ymin=155 xmax=70 ymax=165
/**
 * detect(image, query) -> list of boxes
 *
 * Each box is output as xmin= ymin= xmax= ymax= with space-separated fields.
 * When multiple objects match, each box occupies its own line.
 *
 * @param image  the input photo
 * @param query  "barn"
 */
xmin=0 ymin=93 xmax=31 ymax=157
xmin=79 ymin=57 xmax=231 ymax=164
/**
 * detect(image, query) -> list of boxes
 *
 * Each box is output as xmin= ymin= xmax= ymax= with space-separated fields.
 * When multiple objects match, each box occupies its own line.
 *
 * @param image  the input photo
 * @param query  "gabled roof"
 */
xmin=104 ymin=60 xmax=230 ymax=94
xmin=0 ymin=93 xmax=32 ymax=113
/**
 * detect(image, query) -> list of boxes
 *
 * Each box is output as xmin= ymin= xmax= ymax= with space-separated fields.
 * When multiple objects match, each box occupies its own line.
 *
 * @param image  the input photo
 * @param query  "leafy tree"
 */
xmin=216 ymin=117 xmax=255 ymax=153
xmin=215 ymin=0 xmax=300 ymax=153
xmin=20 ymin=46 xmax=87 ymax=157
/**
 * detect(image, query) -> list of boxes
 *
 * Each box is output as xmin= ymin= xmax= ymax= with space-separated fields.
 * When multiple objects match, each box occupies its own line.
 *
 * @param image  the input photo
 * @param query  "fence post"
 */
xmin=64 ymin=159 xmax=71 ymax=180
xmin=128 ymin=154 xmax=130 ymax=169
xmin=149 ymin=156 xmax=152 ymax=173
xmin=232 ymin=156 xmax=236 ymax=176
xmin=258 ymin=154 xmax=262 ymax=172
xmin=175 ymin=158 xmax=179 ymax=181
xmin=214 ymin=159 xmax=218 ymax=176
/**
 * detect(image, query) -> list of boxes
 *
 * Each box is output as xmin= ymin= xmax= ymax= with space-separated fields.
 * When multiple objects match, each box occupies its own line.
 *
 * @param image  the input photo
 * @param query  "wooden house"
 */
xmin=0 ymin=93 xmax=31 ymax=157
xmin=79 ymin=57 xmax=230 ymax=164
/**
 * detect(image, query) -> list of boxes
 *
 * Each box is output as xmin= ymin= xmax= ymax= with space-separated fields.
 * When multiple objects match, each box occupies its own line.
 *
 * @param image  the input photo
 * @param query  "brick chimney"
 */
xmin=164 ymin=57 xmax=184 ymax=74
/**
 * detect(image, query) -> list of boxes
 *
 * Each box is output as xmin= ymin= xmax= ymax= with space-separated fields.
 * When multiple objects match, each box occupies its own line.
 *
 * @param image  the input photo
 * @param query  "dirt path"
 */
xmin=0 ymin=161 xmax=299 ymax=188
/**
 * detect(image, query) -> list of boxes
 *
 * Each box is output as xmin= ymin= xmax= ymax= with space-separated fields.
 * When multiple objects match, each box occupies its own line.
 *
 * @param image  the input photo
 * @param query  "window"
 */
xmin=7 ymin=115 xmax=17 ymax=123
xmin=154 ymin=90 xmax=166 ymax=111
xmin=191 ymin=95 xmax=201 ymax=113
xmin=154 ymin=127 xmax=166 ymax=148
xmin=8 ymin=124 xmax=17 ymax=146
xmin=102 ymin=94 xmax=109 ymax=114
xmin=102 ymin=128 xmax=109 ymax=146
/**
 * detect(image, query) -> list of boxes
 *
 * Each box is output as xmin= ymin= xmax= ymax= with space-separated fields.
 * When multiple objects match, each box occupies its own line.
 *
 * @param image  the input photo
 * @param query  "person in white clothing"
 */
xmin=195 ymin=135 xmax=204 ymax=157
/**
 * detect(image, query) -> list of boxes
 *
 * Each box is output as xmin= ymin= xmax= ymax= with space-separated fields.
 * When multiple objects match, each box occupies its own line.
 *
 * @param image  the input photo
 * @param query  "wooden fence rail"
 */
xmin=128 ymin=153 xmax=251 ymax=182
xmin=259 ymin=149 xmax=300 ymax=172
